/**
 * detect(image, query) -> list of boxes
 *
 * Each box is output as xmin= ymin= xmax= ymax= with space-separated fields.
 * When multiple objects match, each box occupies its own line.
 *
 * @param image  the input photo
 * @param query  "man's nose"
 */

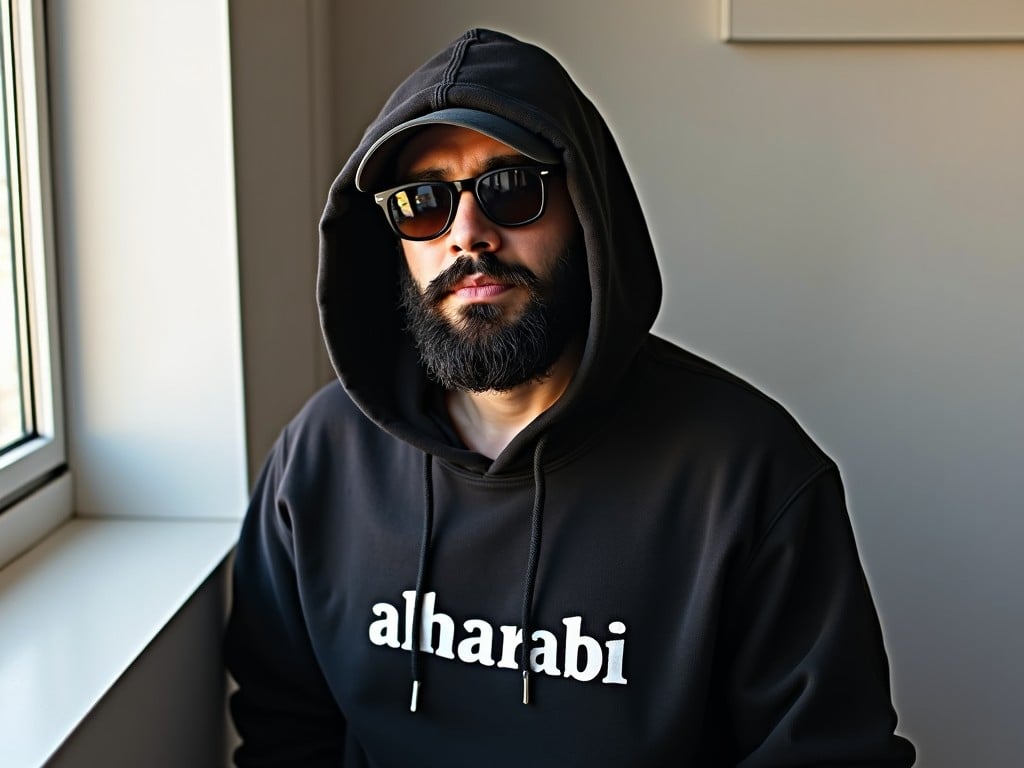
xmin=446 ymin=189 xmax=502 ymax=257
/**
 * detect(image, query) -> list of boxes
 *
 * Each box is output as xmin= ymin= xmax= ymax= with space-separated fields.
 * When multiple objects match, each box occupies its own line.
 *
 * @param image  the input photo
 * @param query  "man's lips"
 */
xmin=451 ymin=277 xmax=513 ymax=300
xmin=421 ymin=254 xmax=537 ymax=307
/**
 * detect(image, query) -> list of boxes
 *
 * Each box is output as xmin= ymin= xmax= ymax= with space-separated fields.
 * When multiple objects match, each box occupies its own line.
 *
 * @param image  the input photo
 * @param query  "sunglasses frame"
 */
xmin=372 ymin=165 xmax=561 ymax=242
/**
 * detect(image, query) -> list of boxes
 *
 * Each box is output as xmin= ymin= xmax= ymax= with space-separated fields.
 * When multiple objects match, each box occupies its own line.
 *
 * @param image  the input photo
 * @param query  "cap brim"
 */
xmin=355 ymin=108 xmax=560 ymax=192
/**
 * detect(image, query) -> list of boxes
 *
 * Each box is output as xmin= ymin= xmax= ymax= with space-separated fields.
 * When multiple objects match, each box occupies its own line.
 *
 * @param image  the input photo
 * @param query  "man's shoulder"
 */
xmin=625 ymin=335 xmax=832 ymax=469
xmin=295 ymin=378 xmax=361 ymax=418
xmin=638 ymin=334 xmax=773 ymax=395
xmin=273 ymin=380 xmax=385 ymax=456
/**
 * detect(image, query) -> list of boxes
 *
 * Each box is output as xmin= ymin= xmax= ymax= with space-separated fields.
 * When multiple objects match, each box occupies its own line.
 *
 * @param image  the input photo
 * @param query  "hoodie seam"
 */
xmin=445 ymin=82 xmax=564 ymax=142
xmin=433 ymin=30 xmax=475 ymax=109
xmin=740 ymin=461 xmax=837 ymax=574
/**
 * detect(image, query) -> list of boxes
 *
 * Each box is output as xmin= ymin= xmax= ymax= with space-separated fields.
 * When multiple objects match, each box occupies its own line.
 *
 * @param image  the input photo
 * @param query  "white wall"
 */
xmin=324 ymin=2 xmax=1023 ymax=764
xmin=50 ymin=0 xmax=248 ymax=519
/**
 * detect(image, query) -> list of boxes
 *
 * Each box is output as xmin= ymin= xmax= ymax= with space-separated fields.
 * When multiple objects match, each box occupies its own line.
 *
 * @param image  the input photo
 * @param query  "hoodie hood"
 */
xmin=317 ymin=28 xmax=661 ymax=475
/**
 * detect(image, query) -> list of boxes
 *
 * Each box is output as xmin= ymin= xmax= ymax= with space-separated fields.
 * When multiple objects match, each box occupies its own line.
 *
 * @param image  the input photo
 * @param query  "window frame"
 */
xmin=0 ymin=0 xmax=68 ymax=539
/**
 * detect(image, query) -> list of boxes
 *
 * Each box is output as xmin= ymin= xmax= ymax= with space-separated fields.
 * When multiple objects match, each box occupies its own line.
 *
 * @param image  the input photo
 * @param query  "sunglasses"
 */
xmin=372 ymin=165 xmax=560 ymax=241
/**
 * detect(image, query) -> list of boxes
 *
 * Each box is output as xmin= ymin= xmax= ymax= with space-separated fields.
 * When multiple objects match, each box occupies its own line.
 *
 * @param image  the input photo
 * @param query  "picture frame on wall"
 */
xmin=721 ymin=0 xmax=1024 ymax=42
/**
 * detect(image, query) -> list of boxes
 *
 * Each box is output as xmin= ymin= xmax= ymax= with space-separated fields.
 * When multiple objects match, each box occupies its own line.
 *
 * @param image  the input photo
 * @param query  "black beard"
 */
xmin=399 ymin=246 xmax=589 ymax=393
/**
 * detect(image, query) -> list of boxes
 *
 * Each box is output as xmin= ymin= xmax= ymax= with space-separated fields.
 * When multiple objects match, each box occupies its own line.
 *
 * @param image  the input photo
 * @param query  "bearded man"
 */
xmin=226 ymin=28 xmax=915 ymax=768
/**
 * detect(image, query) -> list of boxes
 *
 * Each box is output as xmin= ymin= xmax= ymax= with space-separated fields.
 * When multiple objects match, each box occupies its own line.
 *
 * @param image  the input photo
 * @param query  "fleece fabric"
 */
xmin=226 ymin=28 xmax=915 ymax=767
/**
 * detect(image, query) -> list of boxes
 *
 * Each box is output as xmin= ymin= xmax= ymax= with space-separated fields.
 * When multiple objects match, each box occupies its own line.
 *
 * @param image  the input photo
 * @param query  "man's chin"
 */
xmin=451 ymin=302 xmax=517 ymax=335
xmin=447 ymin=292 xmax=526 ymax=323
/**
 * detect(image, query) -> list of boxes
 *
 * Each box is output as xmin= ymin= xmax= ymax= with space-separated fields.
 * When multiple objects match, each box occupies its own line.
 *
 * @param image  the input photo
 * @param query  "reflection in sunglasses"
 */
xmin=413 ymin=186 xmax=439 ymax=210
xmin=394 ymin=190 xmax=413 ymax=218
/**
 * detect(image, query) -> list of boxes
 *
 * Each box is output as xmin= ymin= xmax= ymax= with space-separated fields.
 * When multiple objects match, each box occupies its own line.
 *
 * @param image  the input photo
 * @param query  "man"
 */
xmin=226 ymin=29 xmax=915 ymax=766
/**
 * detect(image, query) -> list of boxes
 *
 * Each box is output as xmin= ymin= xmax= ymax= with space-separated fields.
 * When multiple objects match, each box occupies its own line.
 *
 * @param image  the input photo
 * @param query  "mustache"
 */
xmin=421 ymin=252 xmax=539 ymax=306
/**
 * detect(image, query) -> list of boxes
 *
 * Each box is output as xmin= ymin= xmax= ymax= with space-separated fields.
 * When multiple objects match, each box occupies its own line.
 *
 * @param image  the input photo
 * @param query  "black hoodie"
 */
xmin=226 ymin=28 xmax=915 ymax=767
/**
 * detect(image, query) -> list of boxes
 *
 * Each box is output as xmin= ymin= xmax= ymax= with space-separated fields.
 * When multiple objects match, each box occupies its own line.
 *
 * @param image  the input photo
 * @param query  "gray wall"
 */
xmin=315 ymin=2 xmax=1022 ymax=765
xmin=229 ymin=0 xmax=338 ymax=481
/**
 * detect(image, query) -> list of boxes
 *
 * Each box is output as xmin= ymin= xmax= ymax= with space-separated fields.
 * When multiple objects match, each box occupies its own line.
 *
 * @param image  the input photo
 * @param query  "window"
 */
xmin=0 ymin=0 xmax=65 ymax=517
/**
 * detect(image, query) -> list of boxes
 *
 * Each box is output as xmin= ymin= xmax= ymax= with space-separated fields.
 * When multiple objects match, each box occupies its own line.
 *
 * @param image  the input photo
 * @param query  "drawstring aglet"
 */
xmin=410 ymin=679 xmax=421 ymax=713
xmin=522 ymin=670 xmax=531 ymax=705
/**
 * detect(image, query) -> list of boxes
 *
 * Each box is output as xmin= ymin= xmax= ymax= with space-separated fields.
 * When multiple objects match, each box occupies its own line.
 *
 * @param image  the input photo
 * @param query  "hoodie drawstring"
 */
xmin=409 ymin=452 xmax=434 ymax=712
xmin=408 ymin=435 xmax=549 ymax=713
xmin=519 ymin=434 xmax=548 ymax=704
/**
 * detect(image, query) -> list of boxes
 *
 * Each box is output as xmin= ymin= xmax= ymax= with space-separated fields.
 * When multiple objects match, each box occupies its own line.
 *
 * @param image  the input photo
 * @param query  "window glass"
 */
xmin=1 ymin=40 xmax=28 ymax=451
xmin=0 ymin=0 xmax=65 ymax=521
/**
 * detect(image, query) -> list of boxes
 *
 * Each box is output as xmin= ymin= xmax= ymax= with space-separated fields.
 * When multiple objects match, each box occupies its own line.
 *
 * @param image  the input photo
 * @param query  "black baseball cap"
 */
xmin=355 ymin=107 xmax=560 ymax=192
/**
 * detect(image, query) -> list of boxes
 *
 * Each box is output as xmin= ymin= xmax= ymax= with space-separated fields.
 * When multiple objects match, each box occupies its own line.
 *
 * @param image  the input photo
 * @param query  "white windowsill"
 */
xmin=0 ymin=516 xmax=240 ymax=767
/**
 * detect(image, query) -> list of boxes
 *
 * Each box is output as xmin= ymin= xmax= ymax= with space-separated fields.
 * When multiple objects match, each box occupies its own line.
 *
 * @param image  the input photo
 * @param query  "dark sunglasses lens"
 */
xmin=388 ymin=184 xmax=453 ymax=239
xmin=478 ymin=169 xmax=544 ymax=226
